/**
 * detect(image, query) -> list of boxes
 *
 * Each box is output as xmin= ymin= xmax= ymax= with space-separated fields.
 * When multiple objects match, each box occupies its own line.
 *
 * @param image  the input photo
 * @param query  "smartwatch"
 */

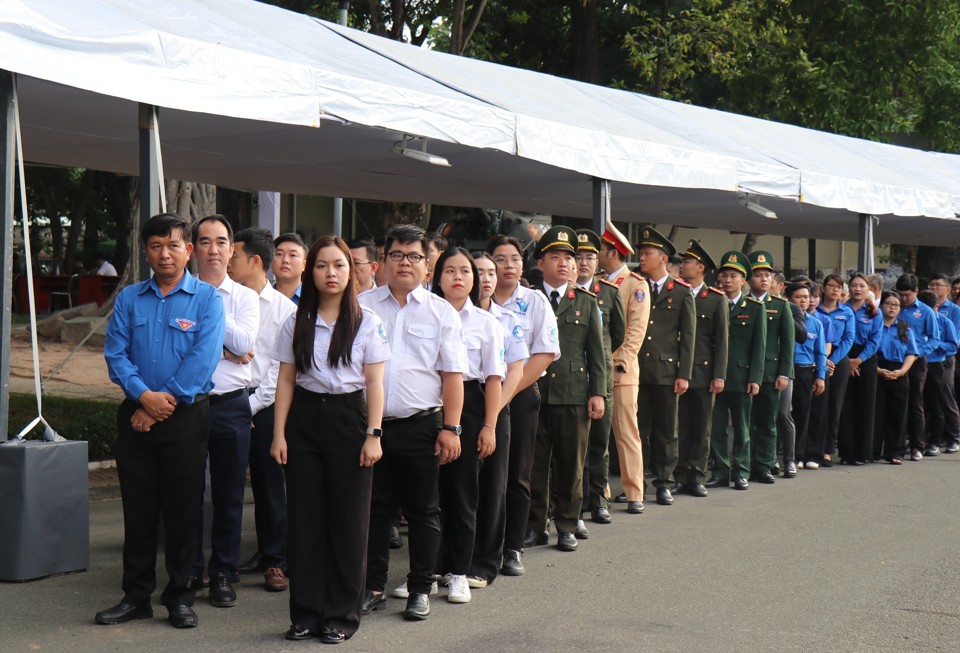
xmin=366 ymin=427 xmax=383 ymax=438
xmin=441 ymin=424 xmax=463 ymax=436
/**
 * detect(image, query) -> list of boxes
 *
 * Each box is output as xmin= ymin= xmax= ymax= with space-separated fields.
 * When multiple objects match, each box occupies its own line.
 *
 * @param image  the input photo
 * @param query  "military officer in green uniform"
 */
xmin=747 ymin=250 xmax=795 ymax=484
xmin=675 ymin=240 xmax=728 ymax=497
xmin=574 ymin=229 xmax=624 ymax=534
xmin=636 ymin=227 xmax=696 ymax=506
xmin=525 ymin=226 xmax=606 ymax=552
xmin=707 ymin=251 xmax=766 ymax=490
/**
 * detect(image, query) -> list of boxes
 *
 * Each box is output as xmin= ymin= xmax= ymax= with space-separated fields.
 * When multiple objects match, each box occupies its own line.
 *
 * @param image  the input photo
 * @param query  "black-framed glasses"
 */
xmin=387 ymin=251 xmax=425 ymax=263
xmin=882 ymin=302 xmax=901 ymax=308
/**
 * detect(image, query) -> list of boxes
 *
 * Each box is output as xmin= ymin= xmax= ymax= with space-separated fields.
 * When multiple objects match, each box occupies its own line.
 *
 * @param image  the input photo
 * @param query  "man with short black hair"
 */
xmin=349 ymin=238 xmax=380 ymax=293
xmin=896 ymin=273 xmax=939 ymax=460
xmin=925 ymin=274 xmax=960 ymax=454
xmin=272 ymin=233 xmax=307 ymax=304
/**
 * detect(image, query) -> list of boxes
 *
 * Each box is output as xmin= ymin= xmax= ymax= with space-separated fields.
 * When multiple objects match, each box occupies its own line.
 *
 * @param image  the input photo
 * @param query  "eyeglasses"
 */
xmin=493 ymin=256 xmax=524 ymax=266
xmin=824 ymin=283 xmax=842 ymax=290
xmin=882 ymin=302 xmax=901 ymax=308
xmin=386 ymin=251 xmax=425 ymax=263
xmin=929 ymin=282 xmax=948 ymax=288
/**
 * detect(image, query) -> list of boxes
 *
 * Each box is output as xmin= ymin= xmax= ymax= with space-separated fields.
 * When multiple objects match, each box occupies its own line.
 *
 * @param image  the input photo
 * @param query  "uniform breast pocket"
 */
xmin=562 ymin=313 xmax=588 ymax=340
xmin=407 ymin=323 xmax=440 ymax=360
xmin=698 ymin=312 xmax=713 ymax=325
xmin=167 ymin=317 xmax=198 ymax=356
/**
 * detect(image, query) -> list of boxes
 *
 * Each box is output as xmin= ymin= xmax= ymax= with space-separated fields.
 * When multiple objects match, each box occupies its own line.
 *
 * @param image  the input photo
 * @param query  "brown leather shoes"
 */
xmin=265 ymin=567 xmax=288 ymax=592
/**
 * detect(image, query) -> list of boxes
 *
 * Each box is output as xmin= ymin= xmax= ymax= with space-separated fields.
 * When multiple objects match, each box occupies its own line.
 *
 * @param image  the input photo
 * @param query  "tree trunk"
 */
xmin=653 ymin=0 xmax=670 ymax=97
xmin=164 ymin=180 xmax=217 ymax=225
xmin=383 ymin=200 xmax=425 ymax=231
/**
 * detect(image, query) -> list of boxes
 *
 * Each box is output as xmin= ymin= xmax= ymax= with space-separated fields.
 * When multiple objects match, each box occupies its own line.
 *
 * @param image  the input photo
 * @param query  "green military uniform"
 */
xmin=575 ymin=229 xmax=625 ymax=513
xmin=747 ymin=251 xmax=795 ymax=480
xmin=636 ymin=227 xmax=696 ymax=492
xmin=709 ymin=252 xmax=766 ymax=485
xmin=676 ymin=240 xmax=729 ymax=488
xmin=528 ymin=226 xmax=607 ymax=541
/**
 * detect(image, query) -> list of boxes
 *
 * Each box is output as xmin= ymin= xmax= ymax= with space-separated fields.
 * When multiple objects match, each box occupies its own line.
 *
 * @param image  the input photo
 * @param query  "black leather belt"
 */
xmin=295 ymin=387 xmax=363 ymax=406
xmin=383 ymin=406 xmax=441 ymax=425
xmin=210 ymin=388 xmax=246 ymax=405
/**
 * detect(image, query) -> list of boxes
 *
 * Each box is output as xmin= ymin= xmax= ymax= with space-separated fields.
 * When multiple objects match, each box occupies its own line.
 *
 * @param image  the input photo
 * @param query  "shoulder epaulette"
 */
xmin=747 ymin=296 xmax=764 ymax=305
xmin=770 ymin=295 xmax=788 ymax=303
xmin=709 ymin=286 xmax=725 ymax=295
xmin=630 ymin=271 xmax=647 ymax=282
xmin=673 ymin=278 xmax=691 ymax=288
xmin=574 ymin=285 xmax=596 ymax=297
xmin=599 ymin=278 xmax=618 ymax=289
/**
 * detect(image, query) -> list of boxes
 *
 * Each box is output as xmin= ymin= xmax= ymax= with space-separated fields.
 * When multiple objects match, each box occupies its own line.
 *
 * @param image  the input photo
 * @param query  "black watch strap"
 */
xmin=441 ymin=424 xmax=462 ymax=436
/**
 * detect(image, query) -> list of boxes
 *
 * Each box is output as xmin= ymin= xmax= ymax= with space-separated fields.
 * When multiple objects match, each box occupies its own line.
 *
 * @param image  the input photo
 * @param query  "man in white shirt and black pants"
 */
xmin=359 ymin=225 xmax=468 ymax=621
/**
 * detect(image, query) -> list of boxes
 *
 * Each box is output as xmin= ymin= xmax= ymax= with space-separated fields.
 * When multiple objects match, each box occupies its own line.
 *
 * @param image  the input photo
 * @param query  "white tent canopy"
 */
xmin=1 ymin=0 xmax=959 ymax=244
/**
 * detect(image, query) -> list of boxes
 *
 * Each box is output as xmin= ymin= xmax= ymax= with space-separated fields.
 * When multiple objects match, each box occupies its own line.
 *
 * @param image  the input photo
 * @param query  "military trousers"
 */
xmin=750 ymin=382 xmax=781 ymax=475
xmin=582 ymin=392 xmax=613 ymax=511
xmin=637 ymin=383 xmax=680 ymax=488
xmin=677 ymin=387 xmax=714 ymax=485
xmin=528 ymin=404 xmax=589 ymax=535
xmin=710 ymin=391 xmax=752 ymax=481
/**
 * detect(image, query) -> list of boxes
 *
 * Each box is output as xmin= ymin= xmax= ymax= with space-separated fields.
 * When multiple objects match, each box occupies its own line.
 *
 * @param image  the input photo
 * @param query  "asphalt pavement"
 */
xmin=2 ymin=456 xmax=960 ymax=653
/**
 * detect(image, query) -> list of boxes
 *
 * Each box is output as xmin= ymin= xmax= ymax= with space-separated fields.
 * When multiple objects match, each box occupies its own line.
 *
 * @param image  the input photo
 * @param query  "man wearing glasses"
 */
xmin=349 ymin=238 xmax=380 ymax=293
xmin=926 ymin=273 xmax=960 ymax=454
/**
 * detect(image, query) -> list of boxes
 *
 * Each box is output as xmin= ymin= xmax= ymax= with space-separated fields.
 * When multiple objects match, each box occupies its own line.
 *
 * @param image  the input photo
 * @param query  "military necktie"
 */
xmin=729 ymin=299 xmax=736 ymax=314
xmin=652 ymin=282 xmax=659 ymax=302
xmin=550 ymin=289 xmax=560 ymax=312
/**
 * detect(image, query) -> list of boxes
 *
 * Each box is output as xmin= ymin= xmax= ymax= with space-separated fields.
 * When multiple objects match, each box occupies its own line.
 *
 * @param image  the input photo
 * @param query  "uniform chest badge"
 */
xmin=175 ymin=318 xmax=196 ymax=331
xmin=575 ymin=310 xmax=581 ymax=316
xmin=516 ymin=299 xmax=529 ymax=316
xmin=914 ymin=310 xmax=922 ymax=318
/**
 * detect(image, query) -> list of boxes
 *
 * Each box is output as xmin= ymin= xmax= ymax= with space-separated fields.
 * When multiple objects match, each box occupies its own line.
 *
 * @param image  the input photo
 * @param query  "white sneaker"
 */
xmin=391 ymin=580 xmax=438 ymax=599
xmin=805 ymin=461 xmax=820 ymax=470
xmin=465 ymin=575 xmax=488 ymax=589
xmin=446 ymin=574 xmax=471 ymax=604
xmin=911 ymin=449 xmax=923 ymax=462
xmin=796 ymin=462 xmax=805 ymax=469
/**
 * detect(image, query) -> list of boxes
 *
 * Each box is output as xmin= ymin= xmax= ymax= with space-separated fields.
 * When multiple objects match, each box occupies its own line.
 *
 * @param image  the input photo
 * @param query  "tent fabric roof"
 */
xmin=1 ymin=0 xmax=959 ymax=245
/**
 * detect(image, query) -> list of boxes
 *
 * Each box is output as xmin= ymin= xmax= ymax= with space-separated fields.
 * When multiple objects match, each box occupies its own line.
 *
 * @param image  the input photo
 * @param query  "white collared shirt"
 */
xmin=691 ymin=282 xmax=704 ymax=295
xmin=728 ymin=291 xmax=743 ymax=307
xmin=606 ymin=264 xmax=628 ymax=282
xmin=650 ymin=274 xmax=668 ymax=294
xmin=497 ymin=284 xmax=561 ymax=361
xmin=248 ymin=281 xmax=297 ymax=415
xmin=489 ymin=301 xmax=529 ymax=365
xmin=211 ymin=275 xmax=260 ymax=394
xmin=360 ymin=284 xmax=468 ymax=419
xmin=273 ymin=306 xmax=392 ymax=394
xmin=459 ymin=299 xmax=506 ymax=383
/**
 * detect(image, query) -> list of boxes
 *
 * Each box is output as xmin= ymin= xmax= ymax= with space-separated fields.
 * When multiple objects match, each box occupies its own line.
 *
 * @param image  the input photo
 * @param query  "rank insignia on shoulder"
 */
xmin=709 ymin=287 xmax=725 ymax=295
xmin=747 ymin=296 xmax=763 ymax=304
xmin=600 ymin=278 xmax=618 ymax=288
xmin=673 ymin=278 xmax=691 ymax=288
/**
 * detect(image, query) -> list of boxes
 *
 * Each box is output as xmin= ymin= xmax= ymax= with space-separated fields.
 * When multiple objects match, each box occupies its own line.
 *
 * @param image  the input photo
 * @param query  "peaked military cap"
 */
xmin=575 ymin=229 xmax=601 ymax=253
xmin=535 ymin=225 xmax=577 ymax=258
xmin=718 ymin=250 xmax=751 ymax=277
xmin=747 ymin=250 xmax=774 ymax=271
xmin=638 ymin=226 xmax=677 ymax=257
xmin=600 ymin=221 xmax=634 ymax=257
xmin=682 ymin=239 xmax=717 ymax=270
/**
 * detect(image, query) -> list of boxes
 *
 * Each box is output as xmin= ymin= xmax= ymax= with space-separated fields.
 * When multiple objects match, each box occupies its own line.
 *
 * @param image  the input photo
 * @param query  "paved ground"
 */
xmin=2 ymin=457 xmax=960 ymax=652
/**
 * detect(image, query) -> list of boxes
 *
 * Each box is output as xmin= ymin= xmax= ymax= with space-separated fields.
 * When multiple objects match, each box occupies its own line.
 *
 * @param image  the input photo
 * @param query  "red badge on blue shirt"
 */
xmin=174 ymin=318 xmax=197 ymax=331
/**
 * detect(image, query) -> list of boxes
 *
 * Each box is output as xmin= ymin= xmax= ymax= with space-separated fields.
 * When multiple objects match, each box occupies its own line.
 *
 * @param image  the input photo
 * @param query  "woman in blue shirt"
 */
xmin=785 ymin=283 xmax=826 ymax=470
xmin=808 ymin=274 xmax=855 ymax=466
xmin=840 ymin=273 xmax=882 ymax=465
xmin=874 ymin=291 xmax=919 ymax=464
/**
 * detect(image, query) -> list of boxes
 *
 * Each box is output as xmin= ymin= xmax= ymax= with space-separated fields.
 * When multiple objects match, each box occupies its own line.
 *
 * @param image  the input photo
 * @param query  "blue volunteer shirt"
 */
xmin=898 ymin=300 xmax=939 ymax=358
xmin=876 ymin=322 xmax=920 ymax=363
xmin=816 ymin=303 xmax=855 ymax=364
xmin=937 ymin=300 xmax=960 ymax=343
xmin=794 ymin=313 xmax=827 ymax=380
xmin=104 ymin=270 xmax=225 ymax=403
xmin=929 ymin=312 xmax=959 ymax=363
xmin=846 ymin=302 xmax=882 ymax=361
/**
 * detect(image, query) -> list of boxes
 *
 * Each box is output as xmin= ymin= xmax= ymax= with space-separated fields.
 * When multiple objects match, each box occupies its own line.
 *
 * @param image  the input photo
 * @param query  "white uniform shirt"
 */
xmin=497 ymin=283 xmax=561 ymax=363
xmin=489 ymin=301 xmax=529 ymax=365
xmin=248 ymin=281 xmax=297 ymax=415
xmin=360 ymin=284 xmax=468 ymax=419
xmin=459 ymin=299 xmax=506 ymax=383
xmin=211 ymin=275 xmax=260 ymax=394
xmin=96 ymin=260 xmax=118 ymax=276
xmin=273 ymin=306 xmax=392 ymax=394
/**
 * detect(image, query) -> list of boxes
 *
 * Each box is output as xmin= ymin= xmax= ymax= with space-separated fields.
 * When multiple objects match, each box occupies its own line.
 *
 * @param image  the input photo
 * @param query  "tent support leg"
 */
xmin=137 ymin=104 xmax=161 ymax=281
xmin=592 ymin=178 xmax=610 ymax=237
xmin=857 ymin=213 xmax=875 ymax=275
xmin=0 ymin=70 xmax=14 ymax=438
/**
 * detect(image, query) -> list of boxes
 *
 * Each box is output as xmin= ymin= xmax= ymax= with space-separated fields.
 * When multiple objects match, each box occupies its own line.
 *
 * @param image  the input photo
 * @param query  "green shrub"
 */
xmin=7 ymin=393 xmax=117 ymax=461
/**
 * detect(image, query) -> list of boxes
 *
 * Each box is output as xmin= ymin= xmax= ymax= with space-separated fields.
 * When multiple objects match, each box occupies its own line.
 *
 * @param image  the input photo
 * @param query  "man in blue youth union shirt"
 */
xmin=97 ymin=213 xmax=225 ymax=630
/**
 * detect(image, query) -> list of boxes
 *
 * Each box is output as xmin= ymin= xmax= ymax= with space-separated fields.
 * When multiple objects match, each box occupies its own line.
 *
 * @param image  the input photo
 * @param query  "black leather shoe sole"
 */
xmin=556 ymin=533 xmax=578 ymax=552
xmin=167 ymin=605 xmax=198 ymax=629
xmin=95 ymin=603 xmax=153 ymax=625
xmin=404 ymin=595 xmax=430 ymax=620
xmin=626 ymin=501 xmax=644 ymax=514
xmin=591 ymin=508 xmax=612 ymax=524
xmin=361 ymin=591 xmax=386 ymax=615
xmin=656 ymin=490 xmax=674 ymax=505
xmin=285 ymin=625 xmax=318 ymax=640
xmin=705 ymin=478 xmax=728 ymax=488
xmin=613 ymin=492 xmax=628 ymax=503
xmin=733 ymin=478 xmax=749 ymax=490
xmin=689 ymin=484 xmax=708 ymax=497
xmin=523 ymin=530 xmax=549 ymax=547
xmin=321 ymin=629 xmax=347 ymax=644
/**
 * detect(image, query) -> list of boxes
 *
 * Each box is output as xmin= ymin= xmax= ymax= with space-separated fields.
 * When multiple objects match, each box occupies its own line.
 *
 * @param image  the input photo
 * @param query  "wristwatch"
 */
xmin=366 ymin=427 xmax=383 ymax=438
xmin=441 ymin=424 xmax=462 ymax=436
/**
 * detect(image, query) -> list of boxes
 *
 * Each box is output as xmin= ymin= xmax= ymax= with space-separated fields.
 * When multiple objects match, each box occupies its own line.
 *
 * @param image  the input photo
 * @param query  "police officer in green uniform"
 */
xmin=675 ymin=240 xmax=728 ymax=497
xmin=747 ymin=250 xmax=795 ymax=484
xmin=574 ymin=229 xmax=624 ymax=533
xmin=636 ymin=227 xmax=696 ymax=506
xmin=525 ymin=226 xmax=606 ymax=552
xmin=707 ymin=252 xmax=766 ymax=490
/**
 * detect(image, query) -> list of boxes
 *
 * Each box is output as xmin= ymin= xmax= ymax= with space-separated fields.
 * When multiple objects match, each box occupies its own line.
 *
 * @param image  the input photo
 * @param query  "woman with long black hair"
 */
xmin=271 ymin=236 xmax=390 ymax=644
xmin=840 ymin=272 xmax=882 ymax=464
xmin=874 ymin=291 xmax=919 ymax=464
xmin=432 ymin=247 xmax=505 ymax=604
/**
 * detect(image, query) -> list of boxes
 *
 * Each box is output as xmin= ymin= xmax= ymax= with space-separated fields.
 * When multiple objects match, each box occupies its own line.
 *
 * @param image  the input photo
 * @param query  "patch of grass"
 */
xmin=7 ymin=393 xmax=117 ymax=461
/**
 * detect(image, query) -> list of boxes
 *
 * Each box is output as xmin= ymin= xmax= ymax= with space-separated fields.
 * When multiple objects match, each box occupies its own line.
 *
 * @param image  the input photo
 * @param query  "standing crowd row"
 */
xmin=94 ymin=212 xmax=958 ymax=644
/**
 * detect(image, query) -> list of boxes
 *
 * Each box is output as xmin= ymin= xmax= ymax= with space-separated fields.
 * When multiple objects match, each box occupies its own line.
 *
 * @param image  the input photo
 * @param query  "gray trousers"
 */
xmin=776 ymin=379 xmax=795 ymax=466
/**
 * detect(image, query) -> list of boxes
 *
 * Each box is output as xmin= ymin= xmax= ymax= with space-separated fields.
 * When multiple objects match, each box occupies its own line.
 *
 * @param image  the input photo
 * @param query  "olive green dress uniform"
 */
xmin=528 ymin=228 xmax=607 ymax=539
xmin=676 ymin=241 xmax=729 ymax=487
xmin=636 ymin=228 xmax=696 ymax=490
xmin=710 ymin=252 xmax=767 ymax=484
xmin=747 ymin=251 xmax=795 ymax=479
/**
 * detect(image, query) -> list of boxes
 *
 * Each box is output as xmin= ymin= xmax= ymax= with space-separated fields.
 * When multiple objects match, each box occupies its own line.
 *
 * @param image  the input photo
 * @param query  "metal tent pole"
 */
xmin=0 ymin=70 xmax=14 ymax=438
xmin=137 ymin=104 xmax=161 ymax=281
xmin=592 ymin=178 xmax=610 ymax=236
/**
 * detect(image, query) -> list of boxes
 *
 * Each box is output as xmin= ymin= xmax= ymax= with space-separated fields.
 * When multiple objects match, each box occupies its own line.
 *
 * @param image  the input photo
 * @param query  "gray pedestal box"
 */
xmin=0 ymin=440 xmax=89 ymax=581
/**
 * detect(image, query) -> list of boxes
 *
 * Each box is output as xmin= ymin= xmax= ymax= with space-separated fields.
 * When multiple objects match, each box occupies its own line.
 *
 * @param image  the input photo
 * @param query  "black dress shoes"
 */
xmin=500 ymin=549 xmax=524 ymax=576
xmin=95 ymin=600 xmax=153 ymax=625
xmin=613 ymin=492 xmax=628 ymax=503
xmin=524 ymin=530 xmax=549 ymax=547
xmin=361 ymin=589 xmax=386 ymax=614
xmin=626 ymin=500 xmax=644 ymax=514
xmin=167 ymin=604 xmax=198 ymax=629
xmin=705 ymin=477 xmax=728 ymax=488
xmin=209 ymin=572 xmax=238 ymax=607
xmin=689 ymin=483 xmax=708 ymax=497
xmin=672 ymin=481 xmax=688 ymax=495
xmin=285 ymin=624 xmax=318 ymax=640
xmin=238 ymin=552 xmax=263 ymax=574
xmin=591 ymin=506 xmax=612 ymax=524
xmin=186 ymin=575 xmax=207 ymax=592
xmin=784 ymin=461 xmax=798 ymax=478
xmin=404 ymin=593 xmax=430 ymax=620
xmin=556 ymin=532 xmax=578 ymax=552
xmin=656 ymin=488 xmax=674 ymax=505
xmin=751 ymin=471 xmax=776 ymax=484
xmin=321 ymin=627 xmax=348 ymax=644
xmin=389 ymin=525 xmax=404 ymax=549
xmin=733 ymin=477 xmax=749 ymax=490
xmin=574 ymin=519 xmax=589 ymax=540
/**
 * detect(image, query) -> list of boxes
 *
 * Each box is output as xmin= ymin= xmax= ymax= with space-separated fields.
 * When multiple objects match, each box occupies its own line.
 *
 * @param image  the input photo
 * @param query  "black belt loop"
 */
xmin=383 ymin=406 xmax=441 ymax=425
xmin=795 ymin=364 xmax=816 ymax=371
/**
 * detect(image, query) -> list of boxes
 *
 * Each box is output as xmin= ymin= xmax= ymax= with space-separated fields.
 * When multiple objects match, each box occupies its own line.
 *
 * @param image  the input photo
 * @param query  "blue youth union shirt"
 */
xmin=104 ymin=270 xmax=225 ymax=403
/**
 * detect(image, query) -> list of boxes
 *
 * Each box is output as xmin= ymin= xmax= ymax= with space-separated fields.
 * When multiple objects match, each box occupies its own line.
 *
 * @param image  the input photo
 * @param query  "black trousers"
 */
xmin=777 ymin=379 xmax=795 ymax=466
xmin=875 ymin=360 xmax=909 ymax=459
xmin=676 ymin=387 xmax=714 ymax=485
xmin=193 ymin=389 xmax=251 ymax=578
xmin=637 ymin=383 xmax=680 ymax=487
xmin=504 ymin=383 xmax=540 ymax=552
xmin=438 ymin=382 xmax=484 ymax=576
xmin=366 ymin=410 xmax=442 ymax=595
xmin=115 ymin=396 xmax=209 ymax=608
xmin=839 ymin=354 xmax=878 ymax=462
xmin=529 ymin=404 xmax=589 ymax=535
xmin=249 ymin=403 xmax=287 ymax=569
xmin=924 ymin=357 xmax=960 ymax=449
xmin=285 ymin=388 xmax=371 ymax=637
xmin=793 ymin=366 xmax=817 ymax=462
xmin=470 ymin=402 xmax=511 ymax=584
xmin=582 ymin=392 xmax=613 ymax=511
xmin=808 ymin=356 xmax=850 ymax=460
xmin=906 ymin=357 xmax=928 ymax=452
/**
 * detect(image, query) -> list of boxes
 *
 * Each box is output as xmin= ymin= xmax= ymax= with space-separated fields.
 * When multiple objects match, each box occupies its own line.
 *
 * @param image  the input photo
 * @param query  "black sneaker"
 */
xmin=209 ymin=572 xmax=238 ymax=607
xmin=500 ymin=549 xmax=524 ymax=576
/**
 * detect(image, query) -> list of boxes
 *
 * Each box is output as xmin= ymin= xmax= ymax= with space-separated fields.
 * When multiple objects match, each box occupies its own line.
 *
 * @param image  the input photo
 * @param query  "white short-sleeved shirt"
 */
xmin=489 ymin=301 xmax=529 ymax=365
xmin=273 ymin=306 xmax=391 ymax=394
xmin=360 ymin=284 xmax=469 ymax=419
xmin=212 ymin=275 xmax=260 ymax=394
xmin=497 ymin=284 xmax=561 ymax=363
xmin=248 ymin=282 xmax=297 ymax=415
xmin=459 ymin=299 xmax=506 ymax=383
